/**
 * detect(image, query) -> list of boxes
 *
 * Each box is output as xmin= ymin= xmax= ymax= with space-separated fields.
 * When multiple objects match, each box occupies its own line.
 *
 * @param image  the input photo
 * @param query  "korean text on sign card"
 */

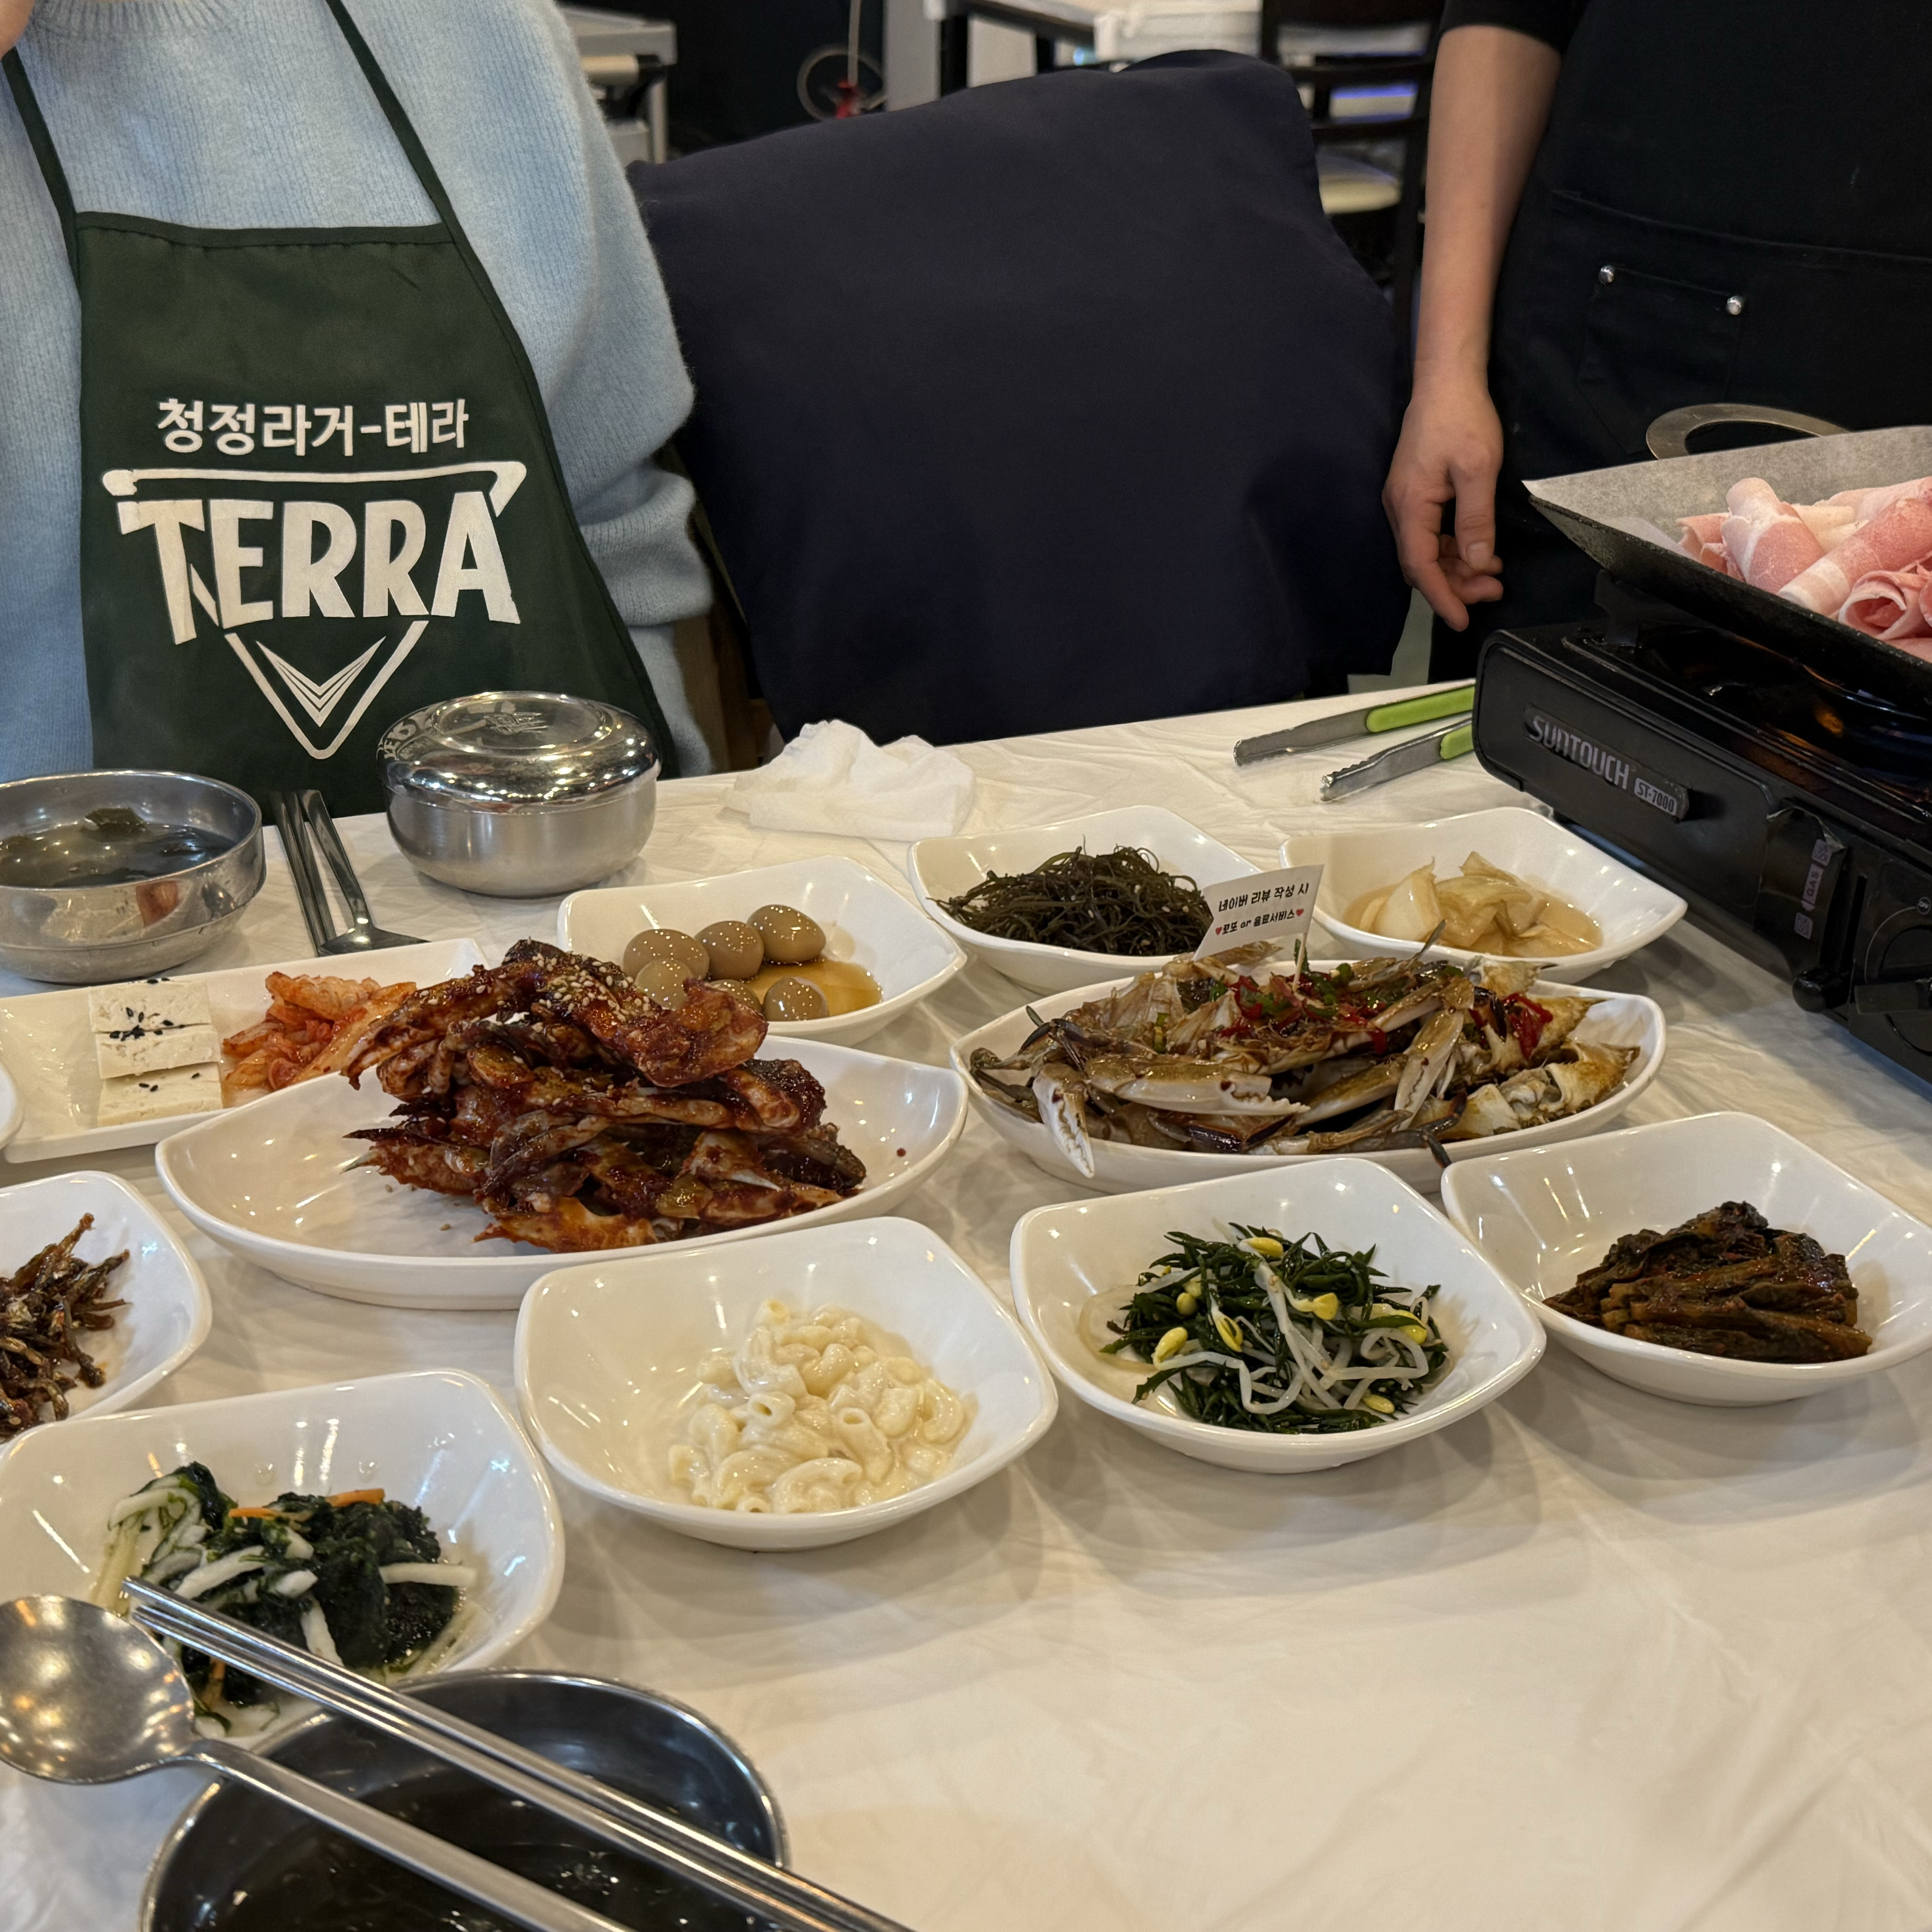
xmin=1193 ymin=864 xmax=1326 ymax=961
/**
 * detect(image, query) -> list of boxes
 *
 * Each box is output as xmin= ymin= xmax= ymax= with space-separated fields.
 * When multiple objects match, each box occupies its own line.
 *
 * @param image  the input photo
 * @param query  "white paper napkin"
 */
xmin=727 ymin=719 xmax=976 ymax=840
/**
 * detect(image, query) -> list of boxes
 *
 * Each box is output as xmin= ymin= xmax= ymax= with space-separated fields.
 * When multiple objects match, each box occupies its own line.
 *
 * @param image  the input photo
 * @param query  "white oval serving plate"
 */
xmin=952 ymin=966 xmax=1664 ymax=1196
xmin=155 ymin=1040 xmax=968 ymax=1310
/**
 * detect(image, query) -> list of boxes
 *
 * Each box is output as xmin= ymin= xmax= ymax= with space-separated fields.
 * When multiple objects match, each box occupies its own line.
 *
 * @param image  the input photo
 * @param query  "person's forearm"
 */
xmin=1412 ymin=25 xmax=1562 ymax=387
xmin=1 ymin=0 xmax=33 ymax=59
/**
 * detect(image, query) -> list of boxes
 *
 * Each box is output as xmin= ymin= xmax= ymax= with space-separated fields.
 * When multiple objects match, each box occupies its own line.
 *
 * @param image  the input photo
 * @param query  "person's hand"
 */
xmin=1 ymin=0 xmax=34 ymax=57
xmin=1383 ymin=366 xmax=1508 ymax=630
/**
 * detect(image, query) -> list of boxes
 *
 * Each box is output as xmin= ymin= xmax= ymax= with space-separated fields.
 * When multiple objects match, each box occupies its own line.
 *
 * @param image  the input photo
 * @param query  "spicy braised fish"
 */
xmin=341 ymin=940 xmax=865 ymax=1251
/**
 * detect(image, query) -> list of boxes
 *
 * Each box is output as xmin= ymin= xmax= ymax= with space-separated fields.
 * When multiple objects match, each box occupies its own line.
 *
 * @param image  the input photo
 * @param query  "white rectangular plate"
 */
xmin=0 ymin=937 xmax=486 ymax=1163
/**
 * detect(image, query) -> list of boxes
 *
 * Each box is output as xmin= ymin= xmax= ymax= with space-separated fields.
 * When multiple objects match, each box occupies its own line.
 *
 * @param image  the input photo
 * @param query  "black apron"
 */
xmin=4 ymin=0 xmax=678 ymax=812
xmin=1433 ymin=0 xmax=1932 ymax=676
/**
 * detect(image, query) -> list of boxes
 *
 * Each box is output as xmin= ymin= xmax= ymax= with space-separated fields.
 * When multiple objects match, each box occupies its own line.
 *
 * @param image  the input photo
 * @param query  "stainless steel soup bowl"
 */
xmin=141 ymin=1669 xmax=786 ymax=1932
xmin=381 ymin=693 xmax=660 ymax=898
xmin=0 ymin=770 xmax=265 ymax=984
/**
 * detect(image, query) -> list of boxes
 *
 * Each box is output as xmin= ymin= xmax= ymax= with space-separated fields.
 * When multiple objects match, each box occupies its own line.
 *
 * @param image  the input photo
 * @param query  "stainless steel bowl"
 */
xmin=142 ymin=1669 xmax=786 ymax=1932
xmin=0 ymin=770 xmax=265 ymax=984
xmin=381 ymin=693 xmax=660 ymax=898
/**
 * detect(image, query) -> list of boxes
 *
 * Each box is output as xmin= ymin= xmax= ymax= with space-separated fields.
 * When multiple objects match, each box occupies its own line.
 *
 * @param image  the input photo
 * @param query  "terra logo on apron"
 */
xmin=111 ymin=430 xmax=526 ymax=763
xmin=5 ymin=0 xmax=677 ymax=814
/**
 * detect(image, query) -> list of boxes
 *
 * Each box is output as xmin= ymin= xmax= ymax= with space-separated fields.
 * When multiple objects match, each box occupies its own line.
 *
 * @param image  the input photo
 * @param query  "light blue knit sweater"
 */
xmin=0 ymin=0 xmax=714 ymax=779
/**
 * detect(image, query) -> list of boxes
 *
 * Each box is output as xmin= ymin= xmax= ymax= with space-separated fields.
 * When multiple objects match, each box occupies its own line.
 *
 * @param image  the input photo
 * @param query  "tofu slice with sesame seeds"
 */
xmin=97 ymin=1061 xmax=223 ymax=1126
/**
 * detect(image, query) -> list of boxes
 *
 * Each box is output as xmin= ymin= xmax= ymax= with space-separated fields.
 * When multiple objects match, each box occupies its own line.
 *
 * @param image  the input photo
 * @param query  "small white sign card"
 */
xmin=1193 ymin=863 xmax=1325 ymax=961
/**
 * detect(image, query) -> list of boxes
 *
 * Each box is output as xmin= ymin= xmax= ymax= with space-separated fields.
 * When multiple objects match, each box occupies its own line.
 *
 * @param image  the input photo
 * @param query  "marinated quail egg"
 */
xmin=707 ymin=978 xmax=759 ymax=1003
xmin=623 ymin=927 xmax=708 ymax=982
xmin=698 ymin=919 xmax=764 ymax=981
xmin=749 ymin=903 xmax=825 ymax=965
xmin=763 ymin=975 xmax=830 ymax=1021
xmin=630 ymin=959 xmax=690 ymax=1008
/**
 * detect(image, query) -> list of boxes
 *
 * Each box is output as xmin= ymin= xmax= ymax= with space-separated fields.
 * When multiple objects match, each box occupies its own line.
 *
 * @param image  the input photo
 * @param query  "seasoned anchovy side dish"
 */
xmin=1099 ymin=1225 xmax=1449 ymax=1433
xmin=0 ymin=1214 xmax=127 ymax=1439
xmin=93 ymin=1463 xmax=472 ymax=1734
xmin=971 ymin=945 xmax=1635 ymax=1173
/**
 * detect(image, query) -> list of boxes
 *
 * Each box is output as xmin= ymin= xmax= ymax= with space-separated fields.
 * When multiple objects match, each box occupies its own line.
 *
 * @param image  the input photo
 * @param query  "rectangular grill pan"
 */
xmin=1526 ymin=423 xmax=1932 ymax=713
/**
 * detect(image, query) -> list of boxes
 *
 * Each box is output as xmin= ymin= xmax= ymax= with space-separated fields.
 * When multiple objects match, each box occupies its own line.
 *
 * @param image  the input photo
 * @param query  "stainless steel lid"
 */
xmin=378 ymin=692 xmax=659 ymax=806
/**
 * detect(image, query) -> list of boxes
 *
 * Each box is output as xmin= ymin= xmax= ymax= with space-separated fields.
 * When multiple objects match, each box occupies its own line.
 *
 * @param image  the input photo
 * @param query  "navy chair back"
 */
xmin=633 ymin=51 xmax=1408 ymax=746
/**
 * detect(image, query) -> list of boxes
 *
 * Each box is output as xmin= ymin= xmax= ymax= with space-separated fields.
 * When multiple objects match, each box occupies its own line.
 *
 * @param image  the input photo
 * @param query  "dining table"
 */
xmin=8 ymin=684 xmax=1932 ymax=1932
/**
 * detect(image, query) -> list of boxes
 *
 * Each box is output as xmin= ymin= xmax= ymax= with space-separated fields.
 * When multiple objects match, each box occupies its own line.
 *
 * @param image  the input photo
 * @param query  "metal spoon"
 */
xmin=0 ymin=1596 xmax=629 ymax=1932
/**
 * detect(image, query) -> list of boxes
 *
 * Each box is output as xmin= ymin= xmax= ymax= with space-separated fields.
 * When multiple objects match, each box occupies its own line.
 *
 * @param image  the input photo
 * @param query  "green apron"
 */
xmin=4 ymin=0 xmax=678 ymax=814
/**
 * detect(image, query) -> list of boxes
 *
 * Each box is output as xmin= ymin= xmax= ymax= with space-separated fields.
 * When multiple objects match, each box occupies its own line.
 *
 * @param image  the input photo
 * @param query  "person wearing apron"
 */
xmin=2 ymin=0 xmax=692 ymax=812
xmin=1385 ymin=1 xmax=1932 ymax=677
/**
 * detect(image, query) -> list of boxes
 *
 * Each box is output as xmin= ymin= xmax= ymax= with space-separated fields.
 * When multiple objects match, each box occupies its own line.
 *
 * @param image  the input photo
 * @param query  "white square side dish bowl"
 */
xmin=0 ymin=936 xmax=487 ymax=1164
xmin=909 ymin=805 xmax=1257 ymax=995
xmin=154 ymin=1040 xmax=969 ymax=1311
xmin=1439 ymin=1111 xmax=1932 ymax=1405
xmin=0 ymin=1369 xmax=562 ymax=1683
xmin=0 ymin=1053 xmax=19 ymax=1153
xmin=515 ymin=1215 xmax=1057 ymax=1551
xmin=1282 ymin=806 xmax=1686 ymax=983
xmin=1010 ymin=1159 xmax=1543 ymax=1472
xmin=952 ymin=968 xmax=1663 ymax=1196
xmin=557 ymin=856 xmax=964 ymax=1047
xmin=0 ymin=1171 xmax=211 ymax=1449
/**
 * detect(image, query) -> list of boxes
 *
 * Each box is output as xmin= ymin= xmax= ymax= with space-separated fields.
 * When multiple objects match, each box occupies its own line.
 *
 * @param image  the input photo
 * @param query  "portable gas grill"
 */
xmin=1470 ymin=414 xmax=1932 ymax=1089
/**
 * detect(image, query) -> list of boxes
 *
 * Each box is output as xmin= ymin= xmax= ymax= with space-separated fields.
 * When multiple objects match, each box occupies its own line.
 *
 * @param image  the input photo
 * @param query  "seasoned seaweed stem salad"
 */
xmin=941 ymin=844 xmax=1211 ymax=956
xmin=93 ymin=1462 xmax=472 ymax=1734
xmin=1101 ymin=1225 xmax=1449 ymax=1433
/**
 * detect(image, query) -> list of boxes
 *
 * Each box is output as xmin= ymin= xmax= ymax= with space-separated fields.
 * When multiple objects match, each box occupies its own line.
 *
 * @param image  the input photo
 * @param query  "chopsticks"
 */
xmin=268 ymin=788 xmax=423 ymax=953
xmin=269 ymin=790 xmax=337 ymax=955
xmin=124 ymin=1579 xmax=915 ymax=1932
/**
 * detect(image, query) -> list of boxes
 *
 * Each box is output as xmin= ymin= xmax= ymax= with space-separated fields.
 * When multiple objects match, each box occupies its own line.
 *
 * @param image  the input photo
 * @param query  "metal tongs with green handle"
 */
xmin=1232 ymin=681 xmax=1474 ymax=766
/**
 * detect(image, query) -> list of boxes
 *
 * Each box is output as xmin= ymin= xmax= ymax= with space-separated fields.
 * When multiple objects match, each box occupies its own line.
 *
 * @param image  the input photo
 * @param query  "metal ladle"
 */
xmin=0 ymin=1596 xmax=629 ymax=1932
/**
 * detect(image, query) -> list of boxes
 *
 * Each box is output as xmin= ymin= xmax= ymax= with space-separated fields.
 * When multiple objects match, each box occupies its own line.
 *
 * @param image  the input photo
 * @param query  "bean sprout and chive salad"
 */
xmin=1100 ymin=1225 xmax=1450 ymax=1432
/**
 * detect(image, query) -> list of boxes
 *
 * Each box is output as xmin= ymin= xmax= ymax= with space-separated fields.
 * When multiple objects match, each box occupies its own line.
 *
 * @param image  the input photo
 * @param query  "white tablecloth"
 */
xmin=10 ymin=689 xmax=1932 ymax=1932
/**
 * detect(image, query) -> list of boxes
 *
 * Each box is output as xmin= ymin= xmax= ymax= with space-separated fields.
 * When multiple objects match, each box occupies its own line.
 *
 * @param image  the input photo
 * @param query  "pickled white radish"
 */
xmin=1348 ymin=854 xmax=1601 ymax=959
xmin=1370 ymin=865 xmax=1443 ymax=943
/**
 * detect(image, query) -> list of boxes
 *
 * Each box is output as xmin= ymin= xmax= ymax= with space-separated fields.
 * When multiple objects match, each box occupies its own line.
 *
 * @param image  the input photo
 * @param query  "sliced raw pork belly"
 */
xmin=1795 ymin=500 xmax=1858 ymax=550
xmin=1838 ymin=565 xmax=1932 ymax=640
xmin=1720 ymin=478 xmax=1825 ymax=591
xmin=1676 ymin=511 xmax=1739 ymax=576
xmin=1827 ymin=475 xmax=1932 ymax=524
xmin=1781 ymin=489 xmax=1932 ymax=613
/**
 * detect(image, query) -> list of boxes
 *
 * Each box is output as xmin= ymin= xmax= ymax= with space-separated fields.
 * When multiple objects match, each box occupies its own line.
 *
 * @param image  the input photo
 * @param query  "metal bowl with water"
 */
xmin=0 ymin=771 xmax=264 ymax=983
xmin=143 ymin=1670 xmax=785 ymax=1932
xmin=381 ymin=694 xmax=660 ymax=898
